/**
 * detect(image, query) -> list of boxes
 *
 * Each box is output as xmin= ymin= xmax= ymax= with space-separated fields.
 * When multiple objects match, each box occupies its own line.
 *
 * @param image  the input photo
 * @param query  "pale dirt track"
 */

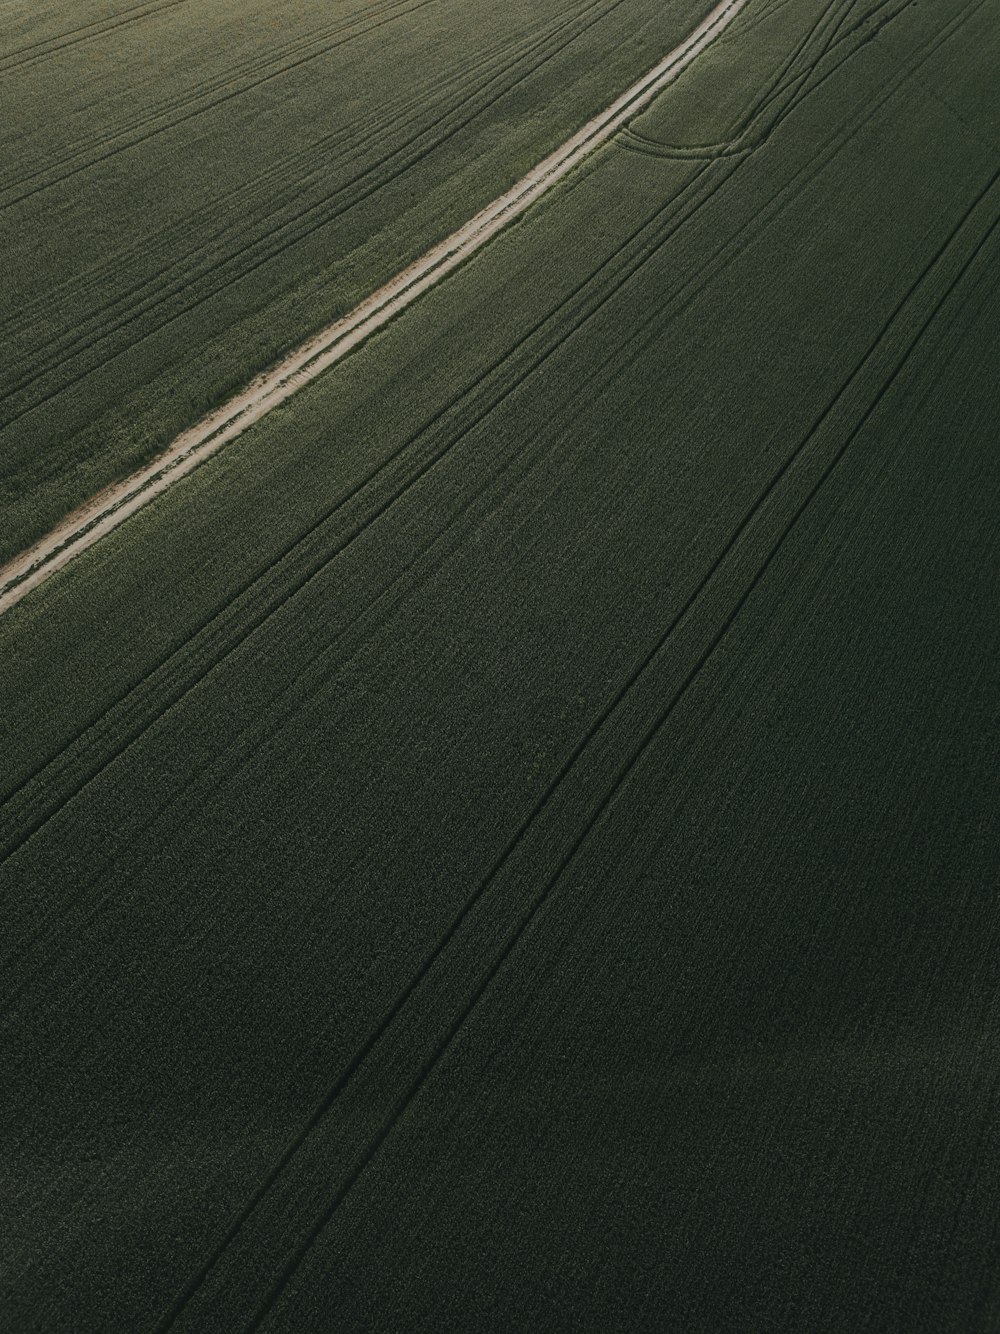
xmin=0 ymin=0 xmax=749 ymax=619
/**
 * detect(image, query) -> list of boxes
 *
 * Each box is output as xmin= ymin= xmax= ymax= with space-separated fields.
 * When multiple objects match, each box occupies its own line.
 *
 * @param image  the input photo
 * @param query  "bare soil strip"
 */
xmin=0 ymin=0 xmax=748 ymax=619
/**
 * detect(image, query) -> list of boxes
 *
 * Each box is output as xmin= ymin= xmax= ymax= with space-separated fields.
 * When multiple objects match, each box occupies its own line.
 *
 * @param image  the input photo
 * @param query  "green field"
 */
xmin=2 ymin=0 xmax=999 ymax=1329
xmin=0 ymin=0 xmax=707 ymax=561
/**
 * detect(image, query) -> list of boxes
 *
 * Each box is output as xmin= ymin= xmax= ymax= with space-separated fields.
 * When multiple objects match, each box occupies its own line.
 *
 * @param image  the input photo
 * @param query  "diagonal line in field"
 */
xmin=0 ymin=0 xmax=750 ymax=620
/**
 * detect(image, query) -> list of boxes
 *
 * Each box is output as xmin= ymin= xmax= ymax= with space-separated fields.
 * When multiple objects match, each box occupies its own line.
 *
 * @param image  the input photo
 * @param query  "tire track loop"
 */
xmin=0 ymin=0 xmax=992 ymax=1312
xmin=621 ymin=0 xmax=851 ymax=154
xmin=623 ymin=0 xmax=907 ymax=159
xmin=0 ymin=0 xmax=961 ymax=885
xmin=651 ymin=0 xmax=868 ymax=144
xmin=0 ymin=0 xmax=637 ymax=431
xmin=0 ymin=0 xmax=610 ymax=400
xmin=608 ymin=0 xmax=984 ymax=354
xmin=0 ymin=0 xmax=437 ymax=209
xmin=0 ymin=0 xmax=192 ymax=75
xmin=621 ymin=0 xmax=911 ymax=158
xmin=238 ymin=142 xmax=1000 ymax=1334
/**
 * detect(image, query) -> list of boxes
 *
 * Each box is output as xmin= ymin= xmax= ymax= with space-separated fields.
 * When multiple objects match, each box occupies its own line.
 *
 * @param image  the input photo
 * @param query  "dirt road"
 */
xmin=0 ymin=0 xmax=748 ymax=619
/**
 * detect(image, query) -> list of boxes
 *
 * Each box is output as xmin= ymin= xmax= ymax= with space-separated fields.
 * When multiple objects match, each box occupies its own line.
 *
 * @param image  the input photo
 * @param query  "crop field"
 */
xmin=1 ymin=0 xmax=999 ymax=1330
xmin=0 ymin=0 xmax=711 ymax=562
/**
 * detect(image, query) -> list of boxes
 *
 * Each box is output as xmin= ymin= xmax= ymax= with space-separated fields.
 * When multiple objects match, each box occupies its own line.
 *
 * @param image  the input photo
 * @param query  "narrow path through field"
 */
xmin=0 ymin=0 xmax=749 ymax=620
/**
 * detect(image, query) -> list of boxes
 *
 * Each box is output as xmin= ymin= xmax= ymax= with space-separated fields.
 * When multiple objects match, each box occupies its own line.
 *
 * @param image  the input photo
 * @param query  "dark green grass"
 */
xmin=1 ymin=0 xmax=999 ymax=1329
xmin=0 ymin=0 xmax=706 ymax=562
xmin=294 ymin=224 xmax=1000 ymax=1334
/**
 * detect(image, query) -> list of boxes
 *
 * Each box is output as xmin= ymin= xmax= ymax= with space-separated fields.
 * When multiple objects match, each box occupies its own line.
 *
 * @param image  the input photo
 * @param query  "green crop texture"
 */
xmin=1 ymin=0 xmax=999 ymax=1329
xmin=0 ymin=0 xmax=706 ymax=562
